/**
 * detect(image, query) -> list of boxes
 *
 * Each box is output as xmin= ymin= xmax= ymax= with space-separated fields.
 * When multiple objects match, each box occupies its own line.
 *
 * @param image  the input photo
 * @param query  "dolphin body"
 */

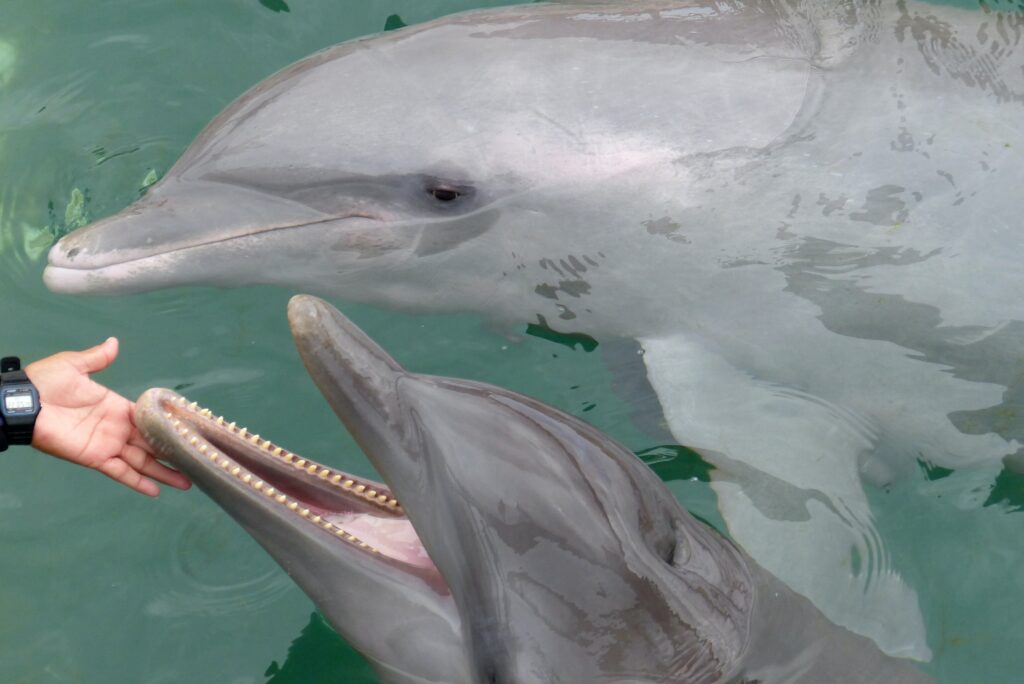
xmin=46 ymin=0 xmax=1024 ymax=659
xmin=135 ymin=295 xmax=933 ymax=684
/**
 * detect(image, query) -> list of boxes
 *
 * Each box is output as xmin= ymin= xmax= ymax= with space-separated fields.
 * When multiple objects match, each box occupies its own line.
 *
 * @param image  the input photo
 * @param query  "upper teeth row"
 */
xmin=167 ymin=413 xmax=380 ymax=552
xmin=172 ymin=396 xmax=401 ymax=511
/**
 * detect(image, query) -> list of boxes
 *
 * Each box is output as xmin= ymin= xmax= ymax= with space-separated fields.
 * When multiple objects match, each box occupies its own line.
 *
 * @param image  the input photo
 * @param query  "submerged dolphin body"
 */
xmin=47 ymin=0 xmax=1024 ymax=659
xmin=135 ymin=295 xmax=933 ymax=684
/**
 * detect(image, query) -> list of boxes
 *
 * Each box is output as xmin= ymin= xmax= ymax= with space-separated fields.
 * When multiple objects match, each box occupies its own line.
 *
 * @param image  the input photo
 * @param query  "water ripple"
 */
xmin=145 ymin=512 xmax=293 ymax=618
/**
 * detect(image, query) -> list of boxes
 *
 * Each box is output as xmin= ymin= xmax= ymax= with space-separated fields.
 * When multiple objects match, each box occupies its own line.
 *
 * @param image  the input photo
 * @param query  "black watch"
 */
xmin=1 ymin=356 xmax=41 ymax=447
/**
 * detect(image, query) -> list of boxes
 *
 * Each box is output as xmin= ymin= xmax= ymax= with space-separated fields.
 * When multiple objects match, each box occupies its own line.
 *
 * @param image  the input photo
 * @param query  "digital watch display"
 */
xmin=0 ymin=356 xmax=40 ymax=447
xmin=4 ymin=390 xmax=36 ymax=412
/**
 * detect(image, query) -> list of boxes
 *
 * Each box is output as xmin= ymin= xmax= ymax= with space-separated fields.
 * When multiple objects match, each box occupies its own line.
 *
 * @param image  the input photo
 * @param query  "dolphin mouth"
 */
xmin=137 ymin=387 xmax=439 ymax=576
xmin=43 ymin=210 xmax=385 ymax=294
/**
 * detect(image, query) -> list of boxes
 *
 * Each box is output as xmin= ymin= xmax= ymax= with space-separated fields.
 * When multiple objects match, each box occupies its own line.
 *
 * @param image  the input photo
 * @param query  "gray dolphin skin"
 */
xmin=135 ymin=295 xmax=933 ymax=684
xmin=46 ymin=0 xmax=1024 ymax=659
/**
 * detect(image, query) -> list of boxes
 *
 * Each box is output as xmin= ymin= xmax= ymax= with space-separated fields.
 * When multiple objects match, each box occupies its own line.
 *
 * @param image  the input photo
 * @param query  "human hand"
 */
xmin=25 ymin=338 xmax=191 ymax=497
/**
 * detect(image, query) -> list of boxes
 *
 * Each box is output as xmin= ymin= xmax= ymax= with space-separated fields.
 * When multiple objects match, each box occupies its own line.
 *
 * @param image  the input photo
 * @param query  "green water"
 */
xmin=0 ymin=2 xmax=1021 ymax=682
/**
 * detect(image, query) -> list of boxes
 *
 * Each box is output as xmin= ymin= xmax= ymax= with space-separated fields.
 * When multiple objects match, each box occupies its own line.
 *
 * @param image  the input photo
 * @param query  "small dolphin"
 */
xmin=135 ymin=295 xmax=933 ymax=684
xmin=47 ymin=0 xmax=1024 ymax=657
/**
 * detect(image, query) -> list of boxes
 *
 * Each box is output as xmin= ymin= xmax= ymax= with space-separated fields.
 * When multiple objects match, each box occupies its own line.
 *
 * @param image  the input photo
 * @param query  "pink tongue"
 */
xmin=326 ymin=513 xmax=434 ymax=569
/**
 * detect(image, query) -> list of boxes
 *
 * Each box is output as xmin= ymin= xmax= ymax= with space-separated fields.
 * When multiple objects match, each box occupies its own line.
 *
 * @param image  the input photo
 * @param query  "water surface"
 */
xmin=0 ymin=2 xmax=1021 ymax=682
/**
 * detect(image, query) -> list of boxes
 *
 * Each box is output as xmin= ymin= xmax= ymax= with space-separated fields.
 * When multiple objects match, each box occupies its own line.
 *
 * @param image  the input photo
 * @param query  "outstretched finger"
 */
xmin=96 ymin=455 xmax=161 ymax=497
xmin=69 ymin=337 xmax=120 ymax=375
xmin=124 ymin=430 xmax=191 ymax=489
xmin=126 ymin=446 xmax=192 ymax=490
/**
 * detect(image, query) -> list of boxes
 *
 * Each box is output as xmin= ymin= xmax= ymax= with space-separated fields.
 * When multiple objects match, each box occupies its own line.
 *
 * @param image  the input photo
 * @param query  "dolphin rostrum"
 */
xmin=47 ymin=0 xmax=1024 ymax=659
xmin=135 ymin=295 xmax=933 ymax=684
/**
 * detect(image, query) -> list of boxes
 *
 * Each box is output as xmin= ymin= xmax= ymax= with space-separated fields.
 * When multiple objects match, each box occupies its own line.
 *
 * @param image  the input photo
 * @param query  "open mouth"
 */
xmin=140 ymin=388 xmax=438 ymax=577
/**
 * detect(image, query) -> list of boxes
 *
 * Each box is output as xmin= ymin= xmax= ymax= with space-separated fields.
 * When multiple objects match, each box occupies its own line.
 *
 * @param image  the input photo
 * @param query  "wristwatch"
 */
xmin=1 ymin=356 xmax=41 ymax=448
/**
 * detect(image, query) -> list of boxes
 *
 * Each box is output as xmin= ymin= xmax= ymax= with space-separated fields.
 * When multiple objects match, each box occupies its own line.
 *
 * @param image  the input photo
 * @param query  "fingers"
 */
xmin=96 ymin=455 xmax=161 ymax=497
xmin=121 ymin=441 xmax=192 ymax=490
xmin=141 ymin=455 xmax=193 ymax=490
xmin=71 ymin=337 xmax=120 ymax=375
xmin=92 ymin=441 xmax=191 ymax=497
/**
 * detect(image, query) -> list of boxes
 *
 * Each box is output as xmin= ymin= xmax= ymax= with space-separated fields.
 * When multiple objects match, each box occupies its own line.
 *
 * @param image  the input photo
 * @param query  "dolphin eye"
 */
xmin=428 ymin=185 xmax=462 ymax=202
xmin=662 ymin=539 xmax=677 ymax=565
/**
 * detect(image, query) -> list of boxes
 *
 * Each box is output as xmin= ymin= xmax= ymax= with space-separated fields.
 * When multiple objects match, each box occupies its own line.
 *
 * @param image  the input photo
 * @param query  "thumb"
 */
xmin=72 ymin=337 xmax=120 ymax=374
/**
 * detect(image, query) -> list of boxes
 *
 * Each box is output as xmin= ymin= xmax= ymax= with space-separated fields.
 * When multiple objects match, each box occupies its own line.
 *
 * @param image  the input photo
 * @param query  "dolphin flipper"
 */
xmin=640 ymin=333 xmax=931 ymax=661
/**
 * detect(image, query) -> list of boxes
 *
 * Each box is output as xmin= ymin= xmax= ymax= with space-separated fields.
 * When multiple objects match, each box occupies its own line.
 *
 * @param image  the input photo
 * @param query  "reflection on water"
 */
xmin=145 ymin=512 xmax=293 ymax=618
xmin=265 ymin=613 xmax=375 ymax=684
xmin=0 ymin=1 xmax=1023 ymax=683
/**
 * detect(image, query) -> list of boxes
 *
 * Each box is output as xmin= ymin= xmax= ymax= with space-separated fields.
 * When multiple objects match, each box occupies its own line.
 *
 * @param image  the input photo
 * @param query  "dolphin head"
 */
xmin=288 ymin=295 xmax=755 ymax=683
xmin=44 ymin=14 xmax=553 ymax=305
xmin=137 ymin=294 xmax=755 ymax=683
xmin=44 ymin=29 xmax=516 ymax=303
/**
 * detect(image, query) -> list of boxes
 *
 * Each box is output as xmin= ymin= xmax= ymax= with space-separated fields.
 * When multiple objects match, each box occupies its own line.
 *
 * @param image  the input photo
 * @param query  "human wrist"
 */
xmin=1 ymin=357 xmax=41 ymax=447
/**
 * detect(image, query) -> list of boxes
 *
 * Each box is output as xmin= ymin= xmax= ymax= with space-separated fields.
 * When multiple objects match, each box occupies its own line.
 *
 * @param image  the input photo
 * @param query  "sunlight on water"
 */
xmin=0 ymin=2 xmax=1021 ymax=683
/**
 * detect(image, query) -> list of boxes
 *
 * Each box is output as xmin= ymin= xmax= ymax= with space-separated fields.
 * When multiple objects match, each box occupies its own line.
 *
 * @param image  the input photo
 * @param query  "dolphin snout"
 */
xmin=43 ymin=180 xmax=332 ymax=295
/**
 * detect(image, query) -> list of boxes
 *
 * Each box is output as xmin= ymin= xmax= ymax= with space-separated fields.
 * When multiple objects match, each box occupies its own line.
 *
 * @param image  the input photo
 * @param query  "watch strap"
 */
xmin=4 ymin=418 xmax=34 ymax=444
xmin=1 ymin=369 xmax=28 ymax=383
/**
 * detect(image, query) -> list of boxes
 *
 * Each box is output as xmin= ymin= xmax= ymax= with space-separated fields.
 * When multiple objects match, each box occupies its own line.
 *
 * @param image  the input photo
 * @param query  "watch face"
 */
xmin=3 ymin=389 xmax=36 ymax=413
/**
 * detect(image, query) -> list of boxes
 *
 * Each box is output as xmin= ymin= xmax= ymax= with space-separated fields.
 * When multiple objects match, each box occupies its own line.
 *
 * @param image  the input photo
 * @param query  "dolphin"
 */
xmin=45 ymin=0 xmax=1024 ymax=659
xmin=135 ymin=295 xmax=934 ymax=684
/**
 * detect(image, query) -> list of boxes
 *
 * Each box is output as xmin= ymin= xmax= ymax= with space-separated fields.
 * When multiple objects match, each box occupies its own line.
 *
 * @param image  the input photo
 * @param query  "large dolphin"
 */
xmin=45 ymin=0 xmax=1024 ymax=659
xmin=135 ymin=295 xmax=934 ymax=684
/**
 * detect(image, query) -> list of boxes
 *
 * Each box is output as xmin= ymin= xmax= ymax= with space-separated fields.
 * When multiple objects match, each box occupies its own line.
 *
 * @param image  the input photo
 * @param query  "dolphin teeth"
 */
xmin=227 ymin=421 xmax=236 ymax=432
xmin=249 ymin=433 xmax=261 ymax=444
xmin=299 ymin=508 xmax=310 ymax=518
xmin=288 ymin=501 xmax=299 ymax=511
xmin=322 ymin=521 xmax=334 ymax=531
xmin=172 ymin=419 xmax=181 ymax=428
xmin=253 ymin=481 xmax=264 ymax=492
xmin=376 ymin=494 xmax=388 ymax=503
xmin=199 ymin=444 xmax=208 ymax=454
xmin=188 ymin=436 xmax=198 ymax=446
xmin=164 ymin=412 xmax=173 ymax=419
xmin=264 ymin=486 xmax=276 ymax=497
xmin=188 ymin=401 xmax=198 ymax=411
xmin=387 ymin=499 xmax=399 ymax=508
xmin=207 ymin=450 xmax=218 ymax=461
xmin=216 ymin=416 xmax=224 ymax=426
xmin=262 ymin=439 xmax=273 ymax=450
xmin=295 ymin=459 xmax=307 ymax=468
xmin=178 ymin=428 xmax=189 ymax=437
xmin=317 ymin=468 xmax=330 ymax=479
xmin=311 ymin=515 xmax=322 ymax=524
xmin=242 ymin=474 xmax=253 ymax=484
xmin=272 ymin=447 xmax=283 ymax=456
xmin=330 ymin=474 xmax=342 ymax=484
xmin=176 ymin=397 xmax=187 ymax=407
xmin=334 ymin=528 xmax=346 ymax=537
xmin=231 ymin=466 xmax=242 ymax=476
xmin=367 ymin=490 xmax=377 ymax=499
xmin=284 ymin=453 xmax=294 ymax=463
xmin=239 ymin=427 xmax=248 ymax=438
xmin=200 ymin=408 xmax=212 ymax=417
xmin=306 ymin=464 xmax=318 ymax=475
xmin=275 ymin=494 xmax=287 ymax=504
xmin=343 ymin=479 xmax=354 ymax=489
xmin=220 ymin=460 xmax=231 ymax=470
xmin=355 ymin=485 xmax=366 ymax=493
